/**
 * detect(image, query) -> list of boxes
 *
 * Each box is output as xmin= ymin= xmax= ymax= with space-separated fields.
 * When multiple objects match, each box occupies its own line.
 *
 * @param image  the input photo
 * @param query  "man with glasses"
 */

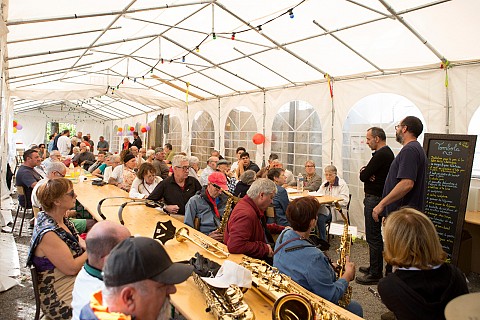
xmin=289 ymin=160 xmax=322 ymax=191
xmin=42 ymin=150 xmax=62 ymax=170
xmin=372 ymin=116 xmax=427 ymax=275
xmin=148 ymin=155 xmax=202 ymax=215
xmin=31 ymin=162 xmax=96 ymax=233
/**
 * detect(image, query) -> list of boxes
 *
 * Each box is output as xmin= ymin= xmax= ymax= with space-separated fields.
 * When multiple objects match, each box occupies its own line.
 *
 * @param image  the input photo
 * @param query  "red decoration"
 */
xmin=141 ymin=127 xmax=147 ymax=133
xmin=129 ymin=126 xmax=135 ymax=132
xmin=252 ymin=133 xmax=265 ymax=145
xmin=13 ymin=120 xmax=18 ymax=127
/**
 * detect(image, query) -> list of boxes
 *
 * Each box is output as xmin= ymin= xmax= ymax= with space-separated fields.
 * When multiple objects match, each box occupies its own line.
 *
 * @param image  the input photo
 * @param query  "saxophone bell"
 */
xmin=272 ymin=294 xmax=315 ymax=320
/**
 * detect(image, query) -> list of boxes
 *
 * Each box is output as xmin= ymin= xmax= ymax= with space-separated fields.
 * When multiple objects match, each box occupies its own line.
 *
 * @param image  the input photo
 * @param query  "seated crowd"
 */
xmin=15 ymin=134 xmax=469 ymax=320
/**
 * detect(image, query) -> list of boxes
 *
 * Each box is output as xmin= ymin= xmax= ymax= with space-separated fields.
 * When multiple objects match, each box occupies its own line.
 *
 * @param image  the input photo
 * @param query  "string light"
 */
xmin=196 ymin=46 xmax=200 ymax=52
xmin=150 ymin=68 xmax=153 ymax=73
xmin=289 ymin=9 xmax=294 ymax=19
xmin=182 ymin=56 xmax=185 ymax=62
xmin=212 ymin=32 xmax=216 ymax=40
xmin=161 ymin=58 xmax=164 ymax=64
xmin=231 ymin=32 xmax=235 ymax=40
xmin=257 ymin=25 xmax=262 ymax=32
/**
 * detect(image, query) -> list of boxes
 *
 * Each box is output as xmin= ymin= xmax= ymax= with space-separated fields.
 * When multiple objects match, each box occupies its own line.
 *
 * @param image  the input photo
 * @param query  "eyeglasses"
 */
xmin=54 ymin=171 xmax=65 ymax=177
xmin=65 ymin=190 xmax=76 ymax=198
xmin=175 ymin=166 xmax=190 ymax=171
xmin=305 ymin=165 xmax=315 ymax=168
xmin=395 ymin=124 xmax=406 ymax=130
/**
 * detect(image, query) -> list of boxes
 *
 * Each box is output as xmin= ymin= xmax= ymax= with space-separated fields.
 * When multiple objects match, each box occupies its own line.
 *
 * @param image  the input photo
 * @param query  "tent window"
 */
xmin=165 ymin=116 xmax=182 ymax=154
xmin=224 ymin=107 xmax=257 ymax=163
xmin=112 ymin=125 xmax=120 ymax=154
xmin=191 ymin=111 xmax=215 ymax=165
xmin=271 ymin=101 xmax=322 ymax=176
xmin=342 ymin=93 xmax=425 ymax=232
xmin=468 ymin=106 xmax=480 ymax=178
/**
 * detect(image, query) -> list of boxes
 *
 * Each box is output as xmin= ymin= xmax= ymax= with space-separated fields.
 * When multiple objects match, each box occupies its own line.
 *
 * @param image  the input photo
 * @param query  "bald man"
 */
xmin=71 ymin=221 xmax=131 ymax=320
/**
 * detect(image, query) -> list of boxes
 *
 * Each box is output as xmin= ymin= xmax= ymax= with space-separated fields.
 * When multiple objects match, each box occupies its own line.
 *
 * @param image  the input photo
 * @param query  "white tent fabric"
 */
xmin=2 ymin=0 xmax=480 ymax=234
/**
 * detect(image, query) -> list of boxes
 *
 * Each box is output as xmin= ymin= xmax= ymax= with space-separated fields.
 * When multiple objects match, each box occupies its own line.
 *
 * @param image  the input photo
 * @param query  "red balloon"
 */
xmin=129 ymin=126 xmax=135 ymax=132
xmin=252 ymin=133 xmax=265 ymax=145
xmin=141 ymin=127 xmax=147 ymax=133
xmin=13 ymin=120 xmax=17 ymax=127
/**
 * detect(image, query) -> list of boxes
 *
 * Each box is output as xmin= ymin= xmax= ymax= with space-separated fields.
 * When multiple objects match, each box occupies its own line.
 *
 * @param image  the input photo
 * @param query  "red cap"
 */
xmin=208 ymin=172 xmax=228 ymax=190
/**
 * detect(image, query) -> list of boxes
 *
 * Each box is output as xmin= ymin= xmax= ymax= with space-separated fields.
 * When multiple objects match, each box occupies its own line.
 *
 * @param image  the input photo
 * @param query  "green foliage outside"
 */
xmin=45 ymin=122 xmax=76 ymax=142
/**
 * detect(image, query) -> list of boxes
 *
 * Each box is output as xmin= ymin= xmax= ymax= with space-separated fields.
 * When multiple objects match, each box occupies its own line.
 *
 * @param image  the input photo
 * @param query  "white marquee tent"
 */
xmin=2 ymin=0 xmax=480 ymax=234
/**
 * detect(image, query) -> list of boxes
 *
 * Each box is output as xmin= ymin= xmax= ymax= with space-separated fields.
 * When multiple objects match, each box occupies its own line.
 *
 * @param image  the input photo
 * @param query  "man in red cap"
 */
xmin=184 ymin=172 xmax=229 ymax=242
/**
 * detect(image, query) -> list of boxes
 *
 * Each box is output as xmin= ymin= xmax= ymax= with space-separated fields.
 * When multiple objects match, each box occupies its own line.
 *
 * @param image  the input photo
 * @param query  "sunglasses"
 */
xmin=65 ymin=190 xmax=76 ymax=198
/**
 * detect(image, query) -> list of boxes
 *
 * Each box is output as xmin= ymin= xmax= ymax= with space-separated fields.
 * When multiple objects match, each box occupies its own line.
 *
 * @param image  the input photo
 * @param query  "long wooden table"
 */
xmin=73 ymin=180 xmax=361 ymax=320
xmin=464 ymin=211 xmax=480 ymax=273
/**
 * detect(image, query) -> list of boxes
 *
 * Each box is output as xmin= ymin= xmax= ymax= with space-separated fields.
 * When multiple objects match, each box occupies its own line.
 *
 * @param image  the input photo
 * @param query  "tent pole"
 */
xmin=217 ymin=97 xmax=221 ymax=156
xmin=8 ymin=53 xmax=93 ymax=70
xmin=6 ymin=1 xmax=214 ymax=26
xmin=445 ymin=68 xmax=450 ymax=134
xmin=262 ymin=91 xmax=266 ymax=167
xmin=186 ymin=66 xmax=238 ymax=93
xmin=7 ymin=27 xmax=122 ymax=44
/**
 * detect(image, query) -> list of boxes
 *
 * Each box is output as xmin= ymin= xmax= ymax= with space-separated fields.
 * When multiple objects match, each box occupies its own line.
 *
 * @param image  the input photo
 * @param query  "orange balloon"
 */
xmin=252 ymin=133 xmax=265 ymax=145
xmin=118 ymin=127 xmax=123 ymax=132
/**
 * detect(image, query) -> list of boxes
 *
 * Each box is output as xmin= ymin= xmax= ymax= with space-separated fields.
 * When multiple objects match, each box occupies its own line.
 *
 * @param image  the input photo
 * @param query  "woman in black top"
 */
xmin=378 ymin=208 xmax=468 ymax=320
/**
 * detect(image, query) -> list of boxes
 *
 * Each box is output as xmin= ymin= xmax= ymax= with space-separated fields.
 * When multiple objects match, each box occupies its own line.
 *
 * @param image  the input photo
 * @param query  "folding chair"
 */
xmin=30 ymin=265 xmax=44 ymax=320
xmin=11 ymin=185 xmax=33 ymax=237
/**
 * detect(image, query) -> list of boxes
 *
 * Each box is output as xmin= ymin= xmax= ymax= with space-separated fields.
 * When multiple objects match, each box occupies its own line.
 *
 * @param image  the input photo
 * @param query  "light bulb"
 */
xmin=289 ymin=9 xmax=294 ymax=19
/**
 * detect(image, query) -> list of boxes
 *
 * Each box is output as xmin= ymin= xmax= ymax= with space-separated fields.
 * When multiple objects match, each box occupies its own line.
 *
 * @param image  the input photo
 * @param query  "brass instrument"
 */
xmin=240 ymin=257 xmax=348 ymax=320
xmin=217 ymin=188 xmax=240 ymax=234
xmin=333 ymin=201 xmax=353 ymax=308
xmin=192 ymin=272 xmax=255 ymax=320
xmin=175 ymin=227 xmax=230 ymax=259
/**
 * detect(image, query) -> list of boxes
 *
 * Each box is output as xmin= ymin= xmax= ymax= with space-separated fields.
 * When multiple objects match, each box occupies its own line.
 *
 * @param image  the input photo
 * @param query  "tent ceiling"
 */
xmin=5 ymin=0 xmax=480 ymax=120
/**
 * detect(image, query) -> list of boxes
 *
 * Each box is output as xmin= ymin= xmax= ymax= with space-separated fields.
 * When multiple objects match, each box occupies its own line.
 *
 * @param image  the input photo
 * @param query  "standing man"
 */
xmin=57 ymin=129 xmax=71 ymax=157
xmin=87 ymin=134 xmax=94 ymax=152
xmin=96 ymin=136 xmax=109 ymax=152
xmin=132 ymin=131 xmax=142 ymax=149
xmin=355 ymin=127 xmax=394 ymax=285
xmin=372 ymin=116 xmax=427 ymax=274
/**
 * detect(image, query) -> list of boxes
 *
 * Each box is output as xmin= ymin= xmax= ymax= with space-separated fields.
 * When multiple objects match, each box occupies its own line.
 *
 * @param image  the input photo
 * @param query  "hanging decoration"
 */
xmin=13 ymin=120 xmax=22 ymax=133
xmin=252 ymin=133 xmax=265 ymax=145
xmin=129 ymin=126 xmax=135 ymax=132
xmin=325 ymin=73 xmax=333 ymax=98
xmin=440 ymin=60 xmax=450 ymax=87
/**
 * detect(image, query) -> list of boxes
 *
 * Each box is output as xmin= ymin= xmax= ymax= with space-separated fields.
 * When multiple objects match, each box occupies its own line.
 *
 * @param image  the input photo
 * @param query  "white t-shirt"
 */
xmin=71 ymin=266 xmax=104 ymax=320
xmin=110 ymin=165 xmax=124 ymax=184
xmin=57 ymin=135 xmax=71 ymax=156
xmin=103 ymin=166 xmax=113 ymax=182
xmin=129 ymin=176 xmax=162 ymax=199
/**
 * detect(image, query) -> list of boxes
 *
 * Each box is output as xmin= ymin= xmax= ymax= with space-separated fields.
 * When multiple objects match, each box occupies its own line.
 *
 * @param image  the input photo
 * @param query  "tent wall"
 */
xmin=8 ymin=64 xmax=480 ymax=235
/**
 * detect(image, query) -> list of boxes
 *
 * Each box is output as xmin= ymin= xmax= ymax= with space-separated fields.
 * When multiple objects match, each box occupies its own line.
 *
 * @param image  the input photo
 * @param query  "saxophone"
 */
xmin=192 ymin=272 xmax=255 ymax=320
xmin=217 ymin=189 xmax=240 ymax=234
xmin=240 ymin=257 xmax=348 ymax=320
xmin=333 ymin=201 xmax=352 ymax=308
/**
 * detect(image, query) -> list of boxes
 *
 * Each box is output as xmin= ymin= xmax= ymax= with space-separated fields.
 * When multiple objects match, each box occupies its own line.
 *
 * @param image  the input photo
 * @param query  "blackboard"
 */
xmin=423 ymin=134 xmax=477 ymax=265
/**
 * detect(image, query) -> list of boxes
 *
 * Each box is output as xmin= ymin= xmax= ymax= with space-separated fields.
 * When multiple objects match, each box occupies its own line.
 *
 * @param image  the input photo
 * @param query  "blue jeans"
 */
xmin=317 ymin=210 xmax=332 ymax=241
xmin=364 ymin=195 xmax=383 ymax=276
xmin=346 ymin=300 xmax=363 ymax=317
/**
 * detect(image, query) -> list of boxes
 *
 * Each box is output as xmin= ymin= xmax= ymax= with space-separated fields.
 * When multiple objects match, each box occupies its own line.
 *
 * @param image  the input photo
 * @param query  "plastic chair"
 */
xmin=11 ymin=185 xmax=33 ymax=237
xmin=30 ymin=265 xmax=44 ymax=320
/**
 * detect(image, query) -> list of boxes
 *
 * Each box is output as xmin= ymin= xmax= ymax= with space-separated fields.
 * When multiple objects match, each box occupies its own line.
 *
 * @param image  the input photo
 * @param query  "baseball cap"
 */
xmin=217 ymin=159 xmax=230 ymax=166
xmin=103 ymin=237 xmax=193 ymax=287
xmin=208 ymin=172 xmax=228 ymax=190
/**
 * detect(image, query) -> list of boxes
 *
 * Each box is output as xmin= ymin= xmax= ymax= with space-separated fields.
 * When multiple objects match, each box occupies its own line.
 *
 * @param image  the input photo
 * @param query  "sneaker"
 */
xmin=355 ymin=273 xmax=382 ymax=285
xmin=359 ymin=266 xmax=370 ymax=274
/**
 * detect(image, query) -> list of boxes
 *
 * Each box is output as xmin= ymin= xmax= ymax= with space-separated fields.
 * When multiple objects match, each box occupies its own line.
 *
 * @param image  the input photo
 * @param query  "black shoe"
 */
xmin=380 ymin=311 xmax=396 ymax=320
xmin=355 ymin=273 xmax=382 ymax=285
xmin=359 ymin=266 xmax=370 ymax=274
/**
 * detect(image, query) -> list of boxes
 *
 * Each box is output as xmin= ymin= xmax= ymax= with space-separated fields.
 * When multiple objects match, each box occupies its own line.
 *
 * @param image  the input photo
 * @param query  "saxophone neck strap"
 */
xmin=273 ymin=233 xmax=305 ymax=256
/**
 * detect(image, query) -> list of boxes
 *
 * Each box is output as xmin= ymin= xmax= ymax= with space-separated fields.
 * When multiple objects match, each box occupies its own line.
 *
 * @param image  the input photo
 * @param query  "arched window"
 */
xmin=165 ymin=116 xmax=182 ymax=153
xmin=224 ymin=107 xmax=257 ymax=163
xmin=342 ymin=93 xmax=426 ymax=233
xmin=191 ymin=111 xmax=215 ymax=165
xmin=468 ymin=106 xmax=480 ymax=177
xmin=271 ymin=101 xmax=322 ymax=176
xmin=112 ymin=125 xmax=120 ymax=154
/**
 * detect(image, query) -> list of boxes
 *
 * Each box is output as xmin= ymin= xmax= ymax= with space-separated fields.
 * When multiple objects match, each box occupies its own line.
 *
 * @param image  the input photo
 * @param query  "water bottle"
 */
xmin=297 ymin=173 xmax=304 ymax=192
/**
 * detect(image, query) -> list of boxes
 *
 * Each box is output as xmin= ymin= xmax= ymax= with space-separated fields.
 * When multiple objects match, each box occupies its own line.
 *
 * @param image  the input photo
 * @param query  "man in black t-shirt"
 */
xmin=356 ymin=127 xmax=394 ymax=285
